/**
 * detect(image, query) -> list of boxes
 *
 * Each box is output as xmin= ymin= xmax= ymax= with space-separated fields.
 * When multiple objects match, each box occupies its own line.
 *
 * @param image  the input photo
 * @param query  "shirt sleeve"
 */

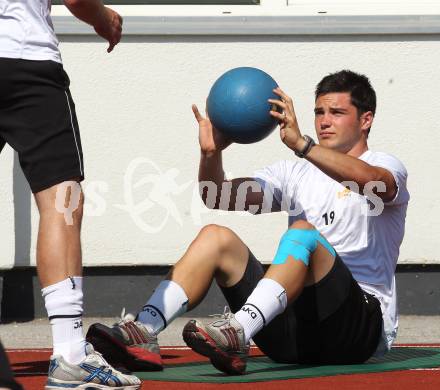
xmin=253 ymin=160 xmax=293 ymax=213
xmin=369 ymin=152 xmax=410 ymax=206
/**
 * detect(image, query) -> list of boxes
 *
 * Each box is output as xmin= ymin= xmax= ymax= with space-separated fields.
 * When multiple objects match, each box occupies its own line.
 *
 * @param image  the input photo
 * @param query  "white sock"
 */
xmin=234 ymin=278 xmax=287 ymax=344
xmin=137 ymin=280 xmax=189 ymax=335
xmin=42 ymin=277 xmax=86 ymax=364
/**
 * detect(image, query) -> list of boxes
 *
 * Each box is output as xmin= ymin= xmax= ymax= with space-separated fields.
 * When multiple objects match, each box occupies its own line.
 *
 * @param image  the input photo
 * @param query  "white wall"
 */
xmin=1 ymin=34 xmax=439 ymax=268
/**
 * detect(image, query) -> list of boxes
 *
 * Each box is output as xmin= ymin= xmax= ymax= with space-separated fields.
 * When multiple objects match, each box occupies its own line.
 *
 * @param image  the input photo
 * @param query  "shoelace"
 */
xmin=114 ymin=307 xmax=136 ymax=326
xmin=117 ymin=308 xmax=155 ymax=344
xmin=86 ymin=344 xmax=133 ymax=377
xmin=86 ymin=344 xmax=112 ymax=367
xmin=208 ymin=306 xmax=233 ymax=322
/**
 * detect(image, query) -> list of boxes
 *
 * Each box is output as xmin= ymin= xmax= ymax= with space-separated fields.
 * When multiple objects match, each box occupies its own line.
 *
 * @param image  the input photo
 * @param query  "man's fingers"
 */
xmin=107 ymin=32 xmax=122 ymax=53
xmin=107 ymin=37 xmax=117 ymax=52
xmin=270 ymin=110 xmax=287 ymax=122
xmin=273 ymin=87 xmax=293 ymax=105
xmin=192 ymin=104 xmax=204 ymax=122
xmin=269 ymin=96 xmax=294 ymax=118
xmin=268 ymin=98 xmax=287 ymax=111
xmin=273 ymin=87 xmax=288 ymax=99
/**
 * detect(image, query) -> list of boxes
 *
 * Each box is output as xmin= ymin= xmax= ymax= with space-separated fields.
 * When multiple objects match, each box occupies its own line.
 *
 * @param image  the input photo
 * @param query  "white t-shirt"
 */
xmin=0 ymin=0 xmax=61 ymax=63
xmin=254 ymin=150 xmax=410 ymax=353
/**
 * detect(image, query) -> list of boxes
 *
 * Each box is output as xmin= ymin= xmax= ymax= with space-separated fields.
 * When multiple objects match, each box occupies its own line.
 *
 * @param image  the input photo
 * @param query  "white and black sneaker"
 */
xmin=45 ymin=343 xmax=141 ymax=389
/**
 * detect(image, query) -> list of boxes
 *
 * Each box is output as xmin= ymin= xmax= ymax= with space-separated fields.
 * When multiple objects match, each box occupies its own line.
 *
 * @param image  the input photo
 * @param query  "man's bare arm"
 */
xmin=304 ymin=145 xmax=397 ymax=201
xmin=63 ymin=0 xmax=122 ymax=52
xmin=269 ymin=88 xmax=397 ymax=202
xmin=195 ymin=106 xmax=278 ymax=213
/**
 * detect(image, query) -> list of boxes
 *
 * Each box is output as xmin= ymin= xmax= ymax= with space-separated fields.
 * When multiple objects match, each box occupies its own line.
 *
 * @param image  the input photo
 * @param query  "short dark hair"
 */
xmin=315 ymin=70 xmax=376 ymax=117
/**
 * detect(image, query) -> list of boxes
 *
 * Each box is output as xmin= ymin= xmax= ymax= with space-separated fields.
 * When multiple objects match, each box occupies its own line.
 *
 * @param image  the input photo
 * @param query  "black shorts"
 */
xmin=221 ymin=251 xmax=383 ymax=365
xmin=0 ymin=58 xmax=84 ymax=193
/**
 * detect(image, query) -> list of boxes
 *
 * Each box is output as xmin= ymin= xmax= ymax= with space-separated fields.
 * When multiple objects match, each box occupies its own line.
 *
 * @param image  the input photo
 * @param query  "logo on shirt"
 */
xmin=337 ymin=187 xmax=352 ymax=199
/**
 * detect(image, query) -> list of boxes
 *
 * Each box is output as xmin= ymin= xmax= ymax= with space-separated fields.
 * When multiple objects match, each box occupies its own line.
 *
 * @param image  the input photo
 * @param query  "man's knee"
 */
xmin=283 ymin=220 xmax=336 ymax=277
xmin=36 ymin=180 xmax=84 ymax=224
xmin=197 ymin=224 xmax=237 ymax=253
xmin=273 ymin=220 xmax=334 ymax=267
xmin=55 ymin=181 xmax=84 ymax=221
xmin=289 ymin=219 xmax=315 ymax=231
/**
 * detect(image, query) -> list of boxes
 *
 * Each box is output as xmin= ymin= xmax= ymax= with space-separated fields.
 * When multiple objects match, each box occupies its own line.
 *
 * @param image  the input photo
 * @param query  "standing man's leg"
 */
xmin=0 ymin=59 xmax=88 ymax=366
xmin=35 ymin=181 xmax=86 ymax=364
xmin=0 ymin=340 xmax=23 ymax=390
xmin=0 ymin=58 xmax=140 ymax=388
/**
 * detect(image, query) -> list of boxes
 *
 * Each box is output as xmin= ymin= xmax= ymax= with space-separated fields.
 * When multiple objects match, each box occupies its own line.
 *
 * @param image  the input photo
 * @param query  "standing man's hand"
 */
xmin=64 ymin=0 xmax=122 ymax=53
xmin=93 ymin=7 xmax=122 ymax=53
xmin=192 ymin=104 xmax=232 ymax=157
xmin=269 ymin=88 xmax=307 ymax=153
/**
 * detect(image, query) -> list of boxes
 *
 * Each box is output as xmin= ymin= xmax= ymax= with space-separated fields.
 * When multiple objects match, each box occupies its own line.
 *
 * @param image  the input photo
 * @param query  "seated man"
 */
xmin=87 ymin=70 xmax=409 ymax=374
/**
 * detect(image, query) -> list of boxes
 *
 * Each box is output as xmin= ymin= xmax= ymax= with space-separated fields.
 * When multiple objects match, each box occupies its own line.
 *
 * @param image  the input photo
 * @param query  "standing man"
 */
xmin=0 ymin=340 xmax=22 ymax=390
xmin=87 ymin=70 xmax=409 ymax=375
xmin=0 ymin=1 xmax=140 ymax=388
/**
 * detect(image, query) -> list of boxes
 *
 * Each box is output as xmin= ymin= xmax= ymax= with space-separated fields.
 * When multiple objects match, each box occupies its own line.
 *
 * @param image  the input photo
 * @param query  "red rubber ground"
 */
xmin=9 ymin=345 xmax=440 ymax=390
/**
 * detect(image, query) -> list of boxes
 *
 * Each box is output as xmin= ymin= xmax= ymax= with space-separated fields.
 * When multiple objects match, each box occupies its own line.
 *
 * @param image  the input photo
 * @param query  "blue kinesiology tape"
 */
xmin=272 ymin=228 xmax=336 ymax=266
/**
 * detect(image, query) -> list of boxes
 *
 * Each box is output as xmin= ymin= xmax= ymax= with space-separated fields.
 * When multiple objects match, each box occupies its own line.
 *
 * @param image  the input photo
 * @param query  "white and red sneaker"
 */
xmin=182 ymin=308 xmax=250 ymax=375
xmin=86 ymin=312 xmax=163 ymax=371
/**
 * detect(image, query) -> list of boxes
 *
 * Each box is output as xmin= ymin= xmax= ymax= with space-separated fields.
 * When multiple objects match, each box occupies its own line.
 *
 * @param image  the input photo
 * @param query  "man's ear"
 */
xmin=360 ymin=111 xmax=374 ymax=131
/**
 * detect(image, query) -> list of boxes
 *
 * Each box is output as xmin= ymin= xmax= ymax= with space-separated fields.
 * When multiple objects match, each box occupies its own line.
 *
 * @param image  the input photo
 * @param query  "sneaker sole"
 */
xmin=182 ymin=320 xmax=246 ymax=375
xmin=86 ymin=323 xmax=163 ymax=371
xmin=46 ymin=379 xmax=140 ymax=389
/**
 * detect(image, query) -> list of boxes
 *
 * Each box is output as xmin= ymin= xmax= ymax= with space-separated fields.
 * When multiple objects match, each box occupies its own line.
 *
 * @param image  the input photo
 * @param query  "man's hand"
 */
xmin=64 ymin=1 xmax=123 ymax=53
xmin=93 ymin=7 xmax=122 ymax=53
xmin=269 ymin=88 xmax=307 ymax=153
xmin=192 ymin=104 xmax=232 ymax=157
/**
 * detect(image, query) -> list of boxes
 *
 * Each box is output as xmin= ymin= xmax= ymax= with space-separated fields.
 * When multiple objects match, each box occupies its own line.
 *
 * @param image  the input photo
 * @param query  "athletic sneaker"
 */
xmin=45 ymin=342 xmax=141 ymax=389
xmin=182 ymin=308 xmax=250 ymax=375
xmin=86 ymin=311 xmax=163 ymax=371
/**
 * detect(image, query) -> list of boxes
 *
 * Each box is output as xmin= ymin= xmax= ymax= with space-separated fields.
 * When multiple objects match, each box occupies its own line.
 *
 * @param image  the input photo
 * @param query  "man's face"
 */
xmin=314 ymin=92 xmax=372 ymax=153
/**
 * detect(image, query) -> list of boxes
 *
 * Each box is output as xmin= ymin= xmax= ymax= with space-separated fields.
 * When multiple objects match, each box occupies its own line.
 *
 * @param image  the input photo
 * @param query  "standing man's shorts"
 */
xmin=0 ymin=58 xmax=84 ymax=193
xmin=221 ymin=250 xmax=383 ymax=364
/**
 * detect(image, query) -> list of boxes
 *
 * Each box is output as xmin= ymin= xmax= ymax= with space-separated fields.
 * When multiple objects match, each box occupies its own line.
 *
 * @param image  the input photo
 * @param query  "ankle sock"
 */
xmin=137 ymin=280 xmax=189 ymax=335
xmin=234 ymin=278 xmax=287 ymax=343
xmin=42 ymin=277 xmax=86 ymax=364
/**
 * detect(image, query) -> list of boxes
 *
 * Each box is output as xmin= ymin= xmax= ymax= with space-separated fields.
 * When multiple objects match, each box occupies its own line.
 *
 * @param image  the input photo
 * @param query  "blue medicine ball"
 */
xmin=207 ymin=67 xmax=279 ymax=144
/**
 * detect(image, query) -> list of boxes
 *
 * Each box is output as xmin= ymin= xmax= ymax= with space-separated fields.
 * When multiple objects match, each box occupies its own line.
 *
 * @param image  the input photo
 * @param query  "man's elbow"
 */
xmin=63 ymin=0 xmax=86 ymax=9
xmin=367 ymin=169 xmax=397 ymax=201
xmin=380 ymin=181 xmax=397 ymax=202
xmin=201 ymin=195 xmax=219 ymax=210
xmin=199 ymin=188 xmax=221 ymax=210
